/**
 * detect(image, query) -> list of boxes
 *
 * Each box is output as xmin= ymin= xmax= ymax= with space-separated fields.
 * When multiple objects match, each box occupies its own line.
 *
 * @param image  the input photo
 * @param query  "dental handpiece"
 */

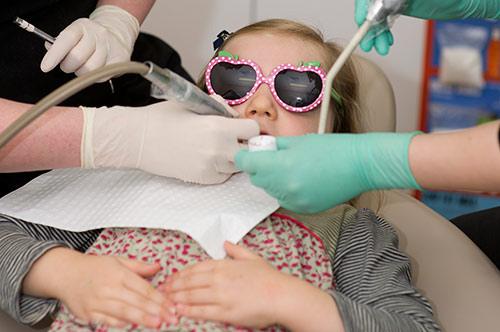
xmin=317 ymin=0 xmax=407 ymax=134
xmin=144 ymin=62 xmax=234 ymax=118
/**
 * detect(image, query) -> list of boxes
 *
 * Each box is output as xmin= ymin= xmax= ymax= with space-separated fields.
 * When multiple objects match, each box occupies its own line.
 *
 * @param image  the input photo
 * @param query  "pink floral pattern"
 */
xmin=49 ymin=214 xmax=334 ymax=331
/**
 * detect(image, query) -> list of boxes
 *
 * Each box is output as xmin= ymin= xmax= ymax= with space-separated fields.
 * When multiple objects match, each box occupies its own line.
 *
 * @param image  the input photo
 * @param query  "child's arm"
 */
xmin=0 ymin=215 xmax=173 ymax=328
xmin=22 ymin=246 xmax=174 ymax=328
xmin=329 ymin=209 xmax=440 ymax=331
xmin=0 ymin=214 xmax=99 ymax=325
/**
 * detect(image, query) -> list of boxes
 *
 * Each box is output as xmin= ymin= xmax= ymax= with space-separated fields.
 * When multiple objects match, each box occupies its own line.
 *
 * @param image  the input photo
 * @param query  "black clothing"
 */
xmin=451 ymin=206 xmax=500 ymax=269
xmin=1 ymin=0 xmax=193 ymax=197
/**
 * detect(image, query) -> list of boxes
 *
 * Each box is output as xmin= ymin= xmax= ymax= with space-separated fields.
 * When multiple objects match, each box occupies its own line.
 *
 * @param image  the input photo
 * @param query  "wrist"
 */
xmin=274 ymin=276 xmax=343 ymax=332
xmin=354 ymin=131 xmax=422 ymax=191
xmin=22 ymin=247 xmax=79 ymax=299
xmin=80 ymin=105 xmax=146 ymax=170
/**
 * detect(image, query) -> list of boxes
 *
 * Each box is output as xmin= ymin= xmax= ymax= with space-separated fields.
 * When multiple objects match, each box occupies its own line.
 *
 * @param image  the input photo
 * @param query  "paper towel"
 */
xmin=0 ymin=169 xmax=279 ymax=258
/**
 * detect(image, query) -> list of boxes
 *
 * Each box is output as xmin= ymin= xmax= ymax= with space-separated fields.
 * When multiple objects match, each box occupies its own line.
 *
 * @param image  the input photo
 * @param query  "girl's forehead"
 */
xmin=224 ymin=33 xmax=325 ymax=70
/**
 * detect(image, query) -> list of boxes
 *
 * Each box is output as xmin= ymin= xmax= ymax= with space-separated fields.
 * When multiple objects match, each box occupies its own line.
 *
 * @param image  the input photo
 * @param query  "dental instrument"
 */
xmin=13 ymin=17 xmax=56 ymax=44
xmin=0 ymin=61 xmax=233 ymax=150
xmin=318 ymin=0 xmax=407 ymax=134
xmin=145 ymin=62 xmax=234 ymax=117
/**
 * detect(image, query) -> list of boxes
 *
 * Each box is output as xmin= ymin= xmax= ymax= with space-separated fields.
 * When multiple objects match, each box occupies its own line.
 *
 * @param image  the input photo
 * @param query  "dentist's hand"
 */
xmin=40 ymin=5 xmax=140 ymax=78
xmin=236 ymin=132 xmax=421 ymax=214
xmin=81 ymin=100 xmax=259 ymax=184
xmin=355 ymin=0 xmax=500 ymax=55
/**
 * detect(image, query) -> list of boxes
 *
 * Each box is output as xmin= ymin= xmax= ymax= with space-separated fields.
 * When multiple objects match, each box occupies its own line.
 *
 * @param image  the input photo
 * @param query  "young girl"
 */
xmin=0 ymin=19 xmax=439 ymax=331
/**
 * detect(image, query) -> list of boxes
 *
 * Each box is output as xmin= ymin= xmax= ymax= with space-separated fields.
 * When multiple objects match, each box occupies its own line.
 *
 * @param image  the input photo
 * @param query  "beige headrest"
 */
xmin=352 ymin=55 xmax=396 ymax=132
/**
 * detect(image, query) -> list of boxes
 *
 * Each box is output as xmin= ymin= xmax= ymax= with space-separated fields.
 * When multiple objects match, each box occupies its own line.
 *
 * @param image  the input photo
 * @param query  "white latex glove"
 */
xmin=80 ymin=100 xmax=259 ymax=184
xmin=40 ymin=5 xmax=139 ymax=77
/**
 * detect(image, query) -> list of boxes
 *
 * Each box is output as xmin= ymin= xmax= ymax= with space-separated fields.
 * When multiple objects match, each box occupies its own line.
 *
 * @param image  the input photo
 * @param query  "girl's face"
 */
xmin=222 ymin=33 xmax=333 ymax=136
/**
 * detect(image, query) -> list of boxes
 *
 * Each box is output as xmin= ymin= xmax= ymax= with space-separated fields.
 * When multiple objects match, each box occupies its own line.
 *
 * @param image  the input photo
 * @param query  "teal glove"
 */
xmin=235 ymin=132 xmax=422 ymax=214
xmin=355 ymin=0 xmax=500 ymax=55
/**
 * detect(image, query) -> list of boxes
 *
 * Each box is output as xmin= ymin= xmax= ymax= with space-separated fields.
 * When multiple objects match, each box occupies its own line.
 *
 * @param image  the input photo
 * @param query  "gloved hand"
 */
xmin=81 ymin=100 xmax=259 ymax=184
xmin=235 ymin=132 xmax=421 ymax=214
xmin=355 ymin=0 xmax=500 ymax=55
xmin=40 ymin=5 xmax=140 ymax=77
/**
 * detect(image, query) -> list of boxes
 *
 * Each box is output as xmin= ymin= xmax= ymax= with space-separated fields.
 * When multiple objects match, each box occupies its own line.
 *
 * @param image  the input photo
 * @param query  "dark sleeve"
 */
xmin=0 ymin=214 xmax=100 ymax=325
xmin=497 ymin=122 xmax=499 ymax=146
xmin=329 ymin=208 xmax=440 ymax=332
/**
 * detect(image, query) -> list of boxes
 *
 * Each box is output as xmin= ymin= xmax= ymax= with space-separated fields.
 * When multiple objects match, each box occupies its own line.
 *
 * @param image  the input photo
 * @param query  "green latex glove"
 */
xmin=355 ymin=0 xmax=500 ymax=55
xmin=235 ymin=132 xmax=422 ymax=214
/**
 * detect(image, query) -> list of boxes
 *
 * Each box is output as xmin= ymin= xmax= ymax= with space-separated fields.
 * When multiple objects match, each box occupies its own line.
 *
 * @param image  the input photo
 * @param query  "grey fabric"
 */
xmin=331 ymin=208 xmax=439 ymax=331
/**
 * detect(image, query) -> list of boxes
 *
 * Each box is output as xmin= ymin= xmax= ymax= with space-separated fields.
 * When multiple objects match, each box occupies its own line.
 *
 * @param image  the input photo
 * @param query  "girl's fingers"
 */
xmin=176 ymin=303 xmax=225 ymax=322
xmin=88 ymin=311 xmax=128 ymax=328
xmin=164 ymin=271 xmax=213 ymax=292
xmin=121 ymin=270 xmax=166 ymax=306
xmin=95 ymin=298 xmax=163 ymax=328
xmin=168 ymin=287 xmax=219 ymax=305
xmin=118 ymin=257 xmax=161 ymax=277
xmin=224 ymin=241 xmax=257 ymax=260
xmin=103 ymin=285 xmax=171 ymax=320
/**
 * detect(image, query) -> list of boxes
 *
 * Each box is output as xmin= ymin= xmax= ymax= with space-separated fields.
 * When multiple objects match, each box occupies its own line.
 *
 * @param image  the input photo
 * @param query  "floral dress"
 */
xmin=49 ymin=211 xmax=341 ymax=332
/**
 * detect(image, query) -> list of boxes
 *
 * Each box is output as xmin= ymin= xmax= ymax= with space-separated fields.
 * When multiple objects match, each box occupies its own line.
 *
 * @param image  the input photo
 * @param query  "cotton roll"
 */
xmin=248 ymin=135 xmax=277 ymax=152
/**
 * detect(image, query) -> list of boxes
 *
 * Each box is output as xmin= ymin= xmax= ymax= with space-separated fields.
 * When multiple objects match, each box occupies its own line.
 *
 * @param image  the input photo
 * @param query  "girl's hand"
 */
xmin=161 ymin=241 xmax=291 ymax=329
xmin=56 ymin=252 xmax=175 ymax=328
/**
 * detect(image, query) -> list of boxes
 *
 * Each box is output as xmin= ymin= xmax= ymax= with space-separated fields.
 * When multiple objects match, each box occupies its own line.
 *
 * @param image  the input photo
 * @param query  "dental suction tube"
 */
xmin=317 ymin=0 xmax=407 ymax=134
xmin=144 ymin=62 xmax=233 ymax=117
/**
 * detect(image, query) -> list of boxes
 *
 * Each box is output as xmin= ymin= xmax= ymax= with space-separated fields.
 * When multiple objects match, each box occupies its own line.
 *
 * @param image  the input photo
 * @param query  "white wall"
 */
xmin=142 ymin=0 xmax=426 ymax=132
xmin=141 ymin=0 xmax=252 ymax=81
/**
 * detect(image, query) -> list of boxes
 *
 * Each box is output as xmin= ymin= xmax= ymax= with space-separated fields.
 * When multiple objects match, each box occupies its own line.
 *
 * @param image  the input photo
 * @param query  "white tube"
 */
xmin=318 ymin=20 xmax=372 ymax=134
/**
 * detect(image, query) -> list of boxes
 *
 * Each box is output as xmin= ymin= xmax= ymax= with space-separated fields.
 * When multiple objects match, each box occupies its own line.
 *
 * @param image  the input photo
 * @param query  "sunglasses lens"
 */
xmin=275 ymin=70 xmax=322 ymax=108
xmin=210 ymin=62 xmax=256 ymax=100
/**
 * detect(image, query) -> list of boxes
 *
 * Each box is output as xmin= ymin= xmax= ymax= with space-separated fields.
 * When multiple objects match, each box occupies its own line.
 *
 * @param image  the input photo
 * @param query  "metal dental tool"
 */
xmin=13 ymin=17 xmax=56 ymax=44
xmin=144 ymin=62 xmax=234 ymax=117
xmin=318 ymin=0 xmax=407 ymax=134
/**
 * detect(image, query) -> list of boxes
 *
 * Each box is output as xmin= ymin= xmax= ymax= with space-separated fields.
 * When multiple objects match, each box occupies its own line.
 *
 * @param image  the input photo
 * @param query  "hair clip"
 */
xmin=217 ymin=50 xmax=239 ymax=60
xmin=298 ymin=61 xmax=321 ymax=68
xmin=213 ymin=30 xmax=232 ymax=51
xmin=330 ymin=87 xmax=343 ymax=107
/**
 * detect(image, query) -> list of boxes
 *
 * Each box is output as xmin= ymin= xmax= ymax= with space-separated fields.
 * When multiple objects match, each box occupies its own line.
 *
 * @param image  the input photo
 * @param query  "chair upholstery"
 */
xmin=352 ymin=55 xmax=500 ymax=332
xmin=2 ymin=56 xmax=499 ymax=332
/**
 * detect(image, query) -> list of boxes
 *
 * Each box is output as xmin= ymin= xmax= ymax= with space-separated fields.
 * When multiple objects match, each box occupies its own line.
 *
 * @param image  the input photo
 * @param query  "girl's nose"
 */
xmin=243 ymin=86 xmax=278 ymax=120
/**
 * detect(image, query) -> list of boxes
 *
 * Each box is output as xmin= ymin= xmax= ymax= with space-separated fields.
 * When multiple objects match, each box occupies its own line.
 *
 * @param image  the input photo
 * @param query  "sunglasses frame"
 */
xmin=205 ymin=56 xmax=327 ymax=113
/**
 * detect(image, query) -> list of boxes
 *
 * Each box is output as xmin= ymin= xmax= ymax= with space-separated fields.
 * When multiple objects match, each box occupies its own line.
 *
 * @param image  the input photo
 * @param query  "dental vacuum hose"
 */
xmin=317 ymin=0 xmax=407 ymax=134
xmin=0 ymin=61 xmax=231 ymax=150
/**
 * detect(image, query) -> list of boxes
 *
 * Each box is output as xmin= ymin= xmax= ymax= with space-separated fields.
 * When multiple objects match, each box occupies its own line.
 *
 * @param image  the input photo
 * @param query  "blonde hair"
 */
xmin=197 ymin=18 xmax=361 ymax=133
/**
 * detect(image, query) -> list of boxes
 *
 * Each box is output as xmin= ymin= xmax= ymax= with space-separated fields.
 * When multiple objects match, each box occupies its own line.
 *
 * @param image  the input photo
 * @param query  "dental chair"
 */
xmin=1 ymin=56 xmax=499 ymax=332
xmin=352 ymin=55 xmax=500 ymax=332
